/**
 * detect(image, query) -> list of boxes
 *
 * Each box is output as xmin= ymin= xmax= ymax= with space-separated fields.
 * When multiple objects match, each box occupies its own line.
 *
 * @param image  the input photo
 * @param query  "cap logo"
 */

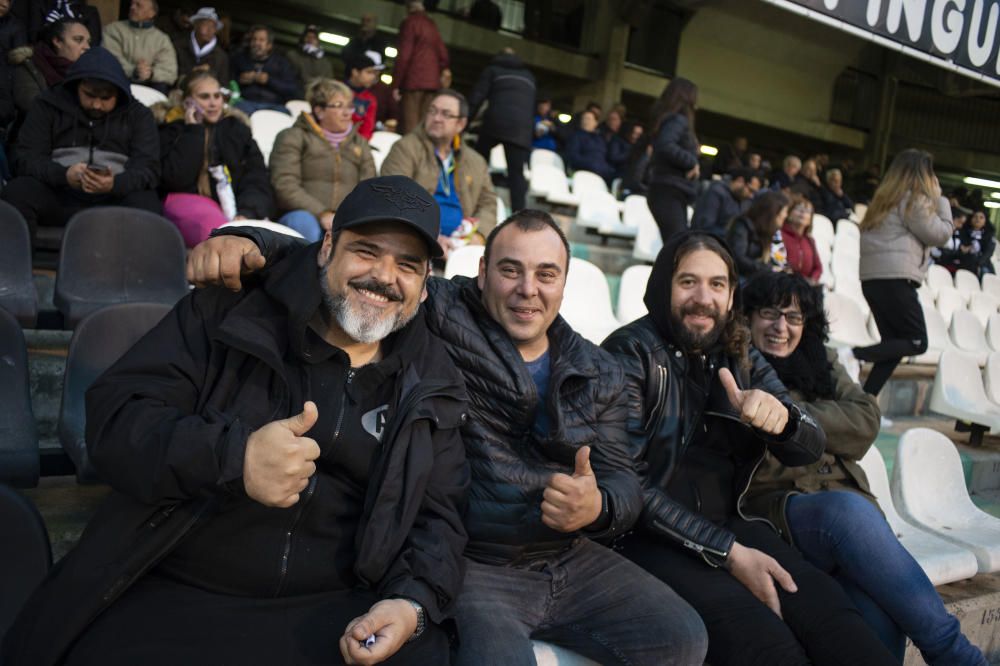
xmin=370 ymin=182 xmax=433 ymax=213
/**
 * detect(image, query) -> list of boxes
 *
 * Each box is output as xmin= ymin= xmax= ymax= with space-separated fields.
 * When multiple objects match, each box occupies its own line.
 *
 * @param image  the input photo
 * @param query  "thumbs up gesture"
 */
xmin=718 ymin=368 xmax=789 ymax=435
xmin=243 ymin=401 xmax=322 ymax=508
xmin=541 ymin=446 xmax=603 ymax=532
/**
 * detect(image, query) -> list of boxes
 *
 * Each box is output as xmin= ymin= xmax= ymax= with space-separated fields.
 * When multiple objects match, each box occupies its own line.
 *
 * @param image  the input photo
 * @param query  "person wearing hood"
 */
xmin=231 ymin=24 xmax=301 ymax=115
xmin=285 ymin=24 xmax=333 ymax=88
xmin=10 ymin=17 xmax=89 ymax=117
xmin=602 ymin=231 xmax=899 ymax=665
xmin=4 ymin=46 xmax=160 ymax=245
xmin=102 ymin=0 xmax=178 ymax=93
xmin=173 ymin=6 xmax=228 ymax=84
xmin=467 ymin=47 xmax=534 ymax=212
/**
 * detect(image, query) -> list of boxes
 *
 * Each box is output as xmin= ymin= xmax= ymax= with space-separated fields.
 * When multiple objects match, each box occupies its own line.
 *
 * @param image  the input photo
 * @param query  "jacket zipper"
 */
xmin=274 ymin=368 xmax=354 ymax=597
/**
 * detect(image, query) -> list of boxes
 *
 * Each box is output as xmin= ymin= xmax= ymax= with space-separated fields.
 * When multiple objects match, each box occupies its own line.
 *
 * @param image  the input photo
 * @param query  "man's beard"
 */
xmin=319 ymin=266 xmax=417 ymax=345
xmin=84 ymin=108 xmax=107 ymax=120
xmin=250 ymin=46 xmax=269 ymax=60
xmin=670 ymin=303 xmax=726 ymax=353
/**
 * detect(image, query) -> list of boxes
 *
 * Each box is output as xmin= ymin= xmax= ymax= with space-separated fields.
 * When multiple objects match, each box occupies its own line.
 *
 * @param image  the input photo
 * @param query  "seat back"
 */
xmin=951 ymin=309 xmax=990 ymax=354
xmin=984 ymin=352 xmax=1000 ymax=406
xmin=0 ymin=309 xmax=38 ymax=487
xmin=489 ymin=144 xmax=507 ymax=172
xmin=893 ymin=428 xmax=981 ymax=524
xmin=529 ymin=164 xmax=569 ymax=198
xmin=983 ymin=273 xmax=1000 ymax=299
xmin=129 ymin=83 xmax=167 ymax=106
xmin=969 ymin=292 xmax=1000 ymax=327
xmin=496 ymin=196 xmax=509 ymax=224
xmin=825 ymin=291 xmax=876 ymax=347
xmin=632 ymin=206 xmax=662 ymax=263
xmin=622 ymin=195 xmax=653 ymax=230
xmin=930 ymin=350 xmax=994 ymax=422
xmin=284 ymin=99 xmax=311 ymax=117
xmin=444 ymin=245 xmax=485 ymax=279
xmin=561 ymin=257 xmax=619 ymax=344
xmin=0 ymin=485 xmax=50 ymax=645
xmin=936 ymin=285 xmax=965 ymax=326
xmin=54 ymin=208 xmax=188 ymax=328
xmin=811 ymin=214 xmax=834 ymax=249
xmin=987 ymin=313 xmax=1000 ymax=352
xmin=59 ymin=303 xmax=172 ymax=481
xmin=529 ymin=148 xmax=565 ymax=173
xmin=575 ymin=191 xmax=620 ymax=230
xmin=0 ymin=200 xmax=38 ymax=327
xmin=955 ymin=268 xmax=982 ymax=296
xmin=857 ymin=447 xmax=905 ymax=526
xmin=924 ymin=302 xmax=955 ymax=353
xmin=250 ymin=109 xmax=294 ymax=165
xmin=570 ymin=171 xmax=608 ymax=196
xmin=927 ymin=264 xmax=955 ymax=297
xmin=853 ymin=203 xmax=867 ymax=221
xmin=616 ymin=265 xmax=651 ymax=323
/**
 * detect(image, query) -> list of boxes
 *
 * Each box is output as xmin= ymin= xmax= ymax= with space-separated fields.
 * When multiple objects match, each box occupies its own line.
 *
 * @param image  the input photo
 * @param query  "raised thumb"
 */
xmin=718 ymin=368 xmax=743 ymax=408
xmin=573 ymin=446 xmax=593 ymax=477
xmin=282 ymin=401 xmax=318 ymax=436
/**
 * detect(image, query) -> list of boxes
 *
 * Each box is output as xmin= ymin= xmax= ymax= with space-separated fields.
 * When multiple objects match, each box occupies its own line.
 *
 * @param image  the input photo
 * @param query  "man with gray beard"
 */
xmin=4 ymin=176 xmax=470 ymax=666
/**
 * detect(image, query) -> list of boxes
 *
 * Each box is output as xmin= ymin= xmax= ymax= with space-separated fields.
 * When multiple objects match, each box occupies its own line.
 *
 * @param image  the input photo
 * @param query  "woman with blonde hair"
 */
xmin=853 ymin=149 xmax=953 ymax=396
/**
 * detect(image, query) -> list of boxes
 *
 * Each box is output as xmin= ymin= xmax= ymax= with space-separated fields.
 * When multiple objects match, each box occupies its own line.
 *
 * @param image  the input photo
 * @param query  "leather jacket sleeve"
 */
xmin=603 ymin=328 xmax=737 ymax=565
xmin=210 ymin=225 xmax=307 ymax=266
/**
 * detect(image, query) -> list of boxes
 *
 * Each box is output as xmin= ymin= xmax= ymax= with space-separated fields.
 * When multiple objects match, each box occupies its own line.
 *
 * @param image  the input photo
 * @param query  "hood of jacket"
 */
xmin=63 ymin=46 xmax=132 ymax=102
xmin=491 ymin=52 xmax=526 ymax=69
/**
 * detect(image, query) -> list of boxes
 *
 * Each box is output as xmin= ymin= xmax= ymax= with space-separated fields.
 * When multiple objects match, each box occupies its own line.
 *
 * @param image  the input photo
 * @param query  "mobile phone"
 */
xmin=184 ymin=98 xmax=205 ymax=122
xmin=86 ymin=164 xmax=111 ymax=175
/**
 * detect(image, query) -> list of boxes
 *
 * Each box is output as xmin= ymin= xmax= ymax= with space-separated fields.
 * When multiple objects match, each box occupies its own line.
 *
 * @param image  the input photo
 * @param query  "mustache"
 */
xmin=349 ymin=278 xmax=402 ymax=302
xmin=679 ymin=303 xmax=721 ymax=318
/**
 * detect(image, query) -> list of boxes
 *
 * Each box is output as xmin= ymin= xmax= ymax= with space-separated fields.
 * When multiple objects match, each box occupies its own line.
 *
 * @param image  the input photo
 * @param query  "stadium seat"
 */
xmin=632 ymin=206 xmax=662 ymax=263
xmin=935 ymin=285 xmax=965 ymax=326
xmin=444 ymin=245 xmax=485 ymax=279
xmin=529 ymin=148 xmax=565 ymax=174
xmin=622 ymin=195 xmax=653 ymax=231
xmin=575 ymin=191 xmax=621 ymax=231
xmin=369 ymin=131 xmax=402 ymax=175
xmin=831 ymin=277 xmax=869 ymax=318
xmin=489 ymin=144 xmax=507 ymax=173
xmin=616 ymin=265 xmax=651 ymax=324
xmin=949 ymin=309 xmax=990 ymax=366
xmin=0 ymin=308 xmax=38 ymax=487
xmin=570 ymin=171 xmax=609 ymax=197
xmin=916 ymin=283 xmax=937 ymax=310
xmin=561 ymin=258 xmax=619 ymax=344
xmin=893 ymin=427 xmax=1000 ymax=572
xmin=0 ymin=200 xmax=38 ymax=327
xmin=908 ymin=303 xmax=954 ymax=365
xmin=284 ymin=99 xmax=311 ymax=117
xmin=250 ymin=109 xmax=295 ymax=166
xmin=983 ymin=352 xmax=1000 ymax=407
xmin=811 ymin=214 xmax=834 ymax=249
xmin=825 ymin=291 xmax=877 ymax=348
xmin=853 ymin=203 xmax=867 ymax=222
xmin=954 ymin=268 xmax=981 ymax=299
xmin=928 ymin=351 xmax=1000 ymax=444
xmin=0 ymin=484 xmax=50 ymax=645
xmin=969 ymin=291 xmax=1000 ymax=327
xmin=532 ymin=641 xmax=600 ymax=666
xmin=865 ymin=313 xmax=881 ymax=344
xmin=830 ymin=250 xmax=859 ymax=283
xmin=54 ymin=207 xmax=188 ymax=329
xmin=60 ymin=303 xmax=172 ymax=481
xmin=530 ymin=165 xmax=576 ymax=205
xmin=497 ymin=196 xmax=509 ymax=224
xmin=686 ymin=205 xmax=694 ymax=224
xmin=219 ymin=219 xmax=305 ymax=238
xmin=983 ymin=272 xmax=1000 ymax=299
xmin=987 ymin=313 xmax=1000 ymax=352
xmin=129 ymin=83 xmax=167 ymax=106
xmin=926 ymin=264 xmax=955 ymax=298
xmin=856 ymin=446 xmax=978 ymax=586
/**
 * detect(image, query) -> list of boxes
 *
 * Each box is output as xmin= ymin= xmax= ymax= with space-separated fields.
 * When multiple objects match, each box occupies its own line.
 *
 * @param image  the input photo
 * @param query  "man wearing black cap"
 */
xmin=3 ymin=175 xmax=470 ymax=666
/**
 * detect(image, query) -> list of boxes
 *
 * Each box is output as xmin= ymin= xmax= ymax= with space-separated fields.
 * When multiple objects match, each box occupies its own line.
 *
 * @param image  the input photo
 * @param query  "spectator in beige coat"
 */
xmin=271 ymin=78 xmax=374 ymax=242
xmin=103 ymin=0 xmax=178 ymax=93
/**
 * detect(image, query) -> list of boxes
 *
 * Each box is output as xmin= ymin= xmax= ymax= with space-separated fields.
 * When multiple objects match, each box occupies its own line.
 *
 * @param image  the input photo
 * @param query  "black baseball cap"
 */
xmin=333 ymin=176 xmax=443 ymax=258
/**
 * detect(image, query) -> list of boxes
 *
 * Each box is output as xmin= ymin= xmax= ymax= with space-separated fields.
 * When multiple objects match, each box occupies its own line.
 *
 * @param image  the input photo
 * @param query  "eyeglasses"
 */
xmin=427 ymin=107 xmax=461 ymax=120
xmin=757 ymin=307 xmax=805 ymax=326
xmin=317 ymin=101 xmax=352 ymax=112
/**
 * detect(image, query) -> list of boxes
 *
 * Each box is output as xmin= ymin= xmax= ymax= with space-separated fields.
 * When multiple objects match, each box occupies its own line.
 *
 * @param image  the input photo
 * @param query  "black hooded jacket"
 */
xmin=602 ymin=231 xmax=825 ymax=564
xmin=467 ymin=52 xmax=536 ymax=149
xmin=14 ymin=46 xmax=159 ymax=196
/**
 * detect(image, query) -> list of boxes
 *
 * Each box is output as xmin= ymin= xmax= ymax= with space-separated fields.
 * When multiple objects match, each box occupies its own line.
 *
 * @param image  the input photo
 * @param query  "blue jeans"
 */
xmin=452 ymin=538 xmax=707 ymax=665
xmin=279 ymin=210 xmax=323 ymax=242
xmin=786 ymin=491 xmax=986 ymax=665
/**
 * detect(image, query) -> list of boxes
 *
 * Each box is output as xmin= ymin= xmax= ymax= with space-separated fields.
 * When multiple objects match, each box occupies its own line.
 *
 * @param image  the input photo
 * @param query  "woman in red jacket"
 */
xmin=781 ymin=193 xmax=823 ymax=284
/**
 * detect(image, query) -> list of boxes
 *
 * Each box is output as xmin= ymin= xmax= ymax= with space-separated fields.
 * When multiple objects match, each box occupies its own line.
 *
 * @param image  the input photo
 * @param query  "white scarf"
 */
xmin=191 ymin=32 xmax=217 ymax=60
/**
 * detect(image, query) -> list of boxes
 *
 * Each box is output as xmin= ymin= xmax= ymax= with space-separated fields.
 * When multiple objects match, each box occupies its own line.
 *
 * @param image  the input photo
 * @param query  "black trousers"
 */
xmin=646 ymin=184 xmax=690 ymax=244
xmin=3 ymin=175 xmax=163 ymax=245
xmin=619 ymin=519 xmax=898 ymax=666
xmin=855 ymin=278 xmax=927 ymax=396
xmin=476 ymin=134 xmax=529 ymax=213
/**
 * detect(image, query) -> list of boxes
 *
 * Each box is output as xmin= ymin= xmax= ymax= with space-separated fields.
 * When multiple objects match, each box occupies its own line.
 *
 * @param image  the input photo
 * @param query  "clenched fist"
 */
xmin=244 ymin=402 xmax=321 ymax=508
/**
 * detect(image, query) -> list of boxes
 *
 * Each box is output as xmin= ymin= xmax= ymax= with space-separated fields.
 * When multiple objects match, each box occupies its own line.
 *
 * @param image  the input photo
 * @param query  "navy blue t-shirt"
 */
xmin=525 ymin=350 xmax=551 ymax=436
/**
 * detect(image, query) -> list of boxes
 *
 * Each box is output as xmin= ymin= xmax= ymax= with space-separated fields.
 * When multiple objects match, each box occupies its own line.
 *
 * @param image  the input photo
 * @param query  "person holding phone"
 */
xmin=158 ymin=71 xmax=272 ymax=246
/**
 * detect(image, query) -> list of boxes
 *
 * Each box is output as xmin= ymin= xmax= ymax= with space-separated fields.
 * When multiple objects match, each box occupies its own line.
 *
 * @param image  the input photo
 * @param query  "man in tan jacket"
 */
xmin=381 ymin=88 xmax=496 ymax=258
xmin=103 ymin=0 xmax=178 ymax=93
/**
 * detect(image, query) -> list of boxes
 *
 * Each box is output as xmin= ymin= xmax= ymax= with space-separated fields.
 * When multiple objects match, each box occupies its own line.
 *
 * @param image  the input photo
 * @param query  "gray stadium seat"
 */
xmin=59 ymin=303 xmax=171 ymax=482
xmin=54 ymin=207 xmax=188 ymax=328
xmin=0 ymin=307 xmax=39 ymax=487
xmin=0 ymin=484 xmax=50 ymax=646
xmin=0 ymin=200 xmax=39 ymax=327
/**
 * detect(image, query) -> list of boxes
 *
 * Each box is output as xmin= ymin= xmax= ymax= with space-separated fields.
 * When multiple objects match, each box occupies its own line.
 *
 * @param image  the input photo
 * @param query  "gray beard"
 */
xmin=319 ymin=266 xmax=417 ymax=345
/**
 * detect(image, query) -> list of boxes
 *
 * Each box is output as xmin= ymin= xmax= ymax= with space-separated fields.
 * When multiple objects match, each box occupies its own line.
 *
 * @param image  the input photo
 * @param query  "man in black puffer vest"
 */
xmin=185 ymin=209 xmax=710 ymax=665
xmin=602 ymin=231 xmax=898 ymax=666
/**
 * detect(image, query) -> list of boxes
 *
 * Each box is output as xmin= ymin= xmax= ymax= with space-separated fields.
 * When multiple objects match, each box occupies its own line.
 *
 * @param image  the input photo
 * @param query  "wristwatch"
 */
xmin=400 ymin=598 xmax=425 ymax=642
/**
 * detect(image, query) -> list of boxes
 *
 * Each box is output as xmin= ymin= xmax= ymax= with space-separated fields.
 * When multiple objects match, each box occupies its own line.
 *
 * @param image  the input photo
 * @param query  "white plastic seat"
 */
xmin=530 ymin=165 xmax=576 ymax=204
xmin=686 ymin=205 xmax=694 ymax=223
xmin=532 ymin=641 xmax=600 ymax=666
xmin=444 ymin=245 xmax=485 ymax=280
xmin=825 ymin=292 xmax=877 ymax=347
xmin=935 ymin=285 xmax=965 ymax=326
xmin=893 ymin=428 xmax=1000 ymax=572
xmin=284 ymin=99 xmax=311 ymax=117
xmin=984 ymin=352 xmax=1000 ymax=407
xmin=130 ymin=84 xmax=167 ymax=107
xmin=369 ymin=131 xmax=402 ymax=174
xmin=917 ymin=283 xmax=937 ymax=310
xmin=950 ymin=309 xmax=990 ymax=366
xmin=622 ymin=195 xmax=654 ymax=231
xmin=954 ymin=268 xmax=982 ymax=298
xmin=929 ymin=351 xmax=1000 ymax=435
xmin=560 ymin=257 xmax=620 ymax=344
xmin=987 ymin=313 xmax=1000 ymax=352
xmin=575 ymin=191 xmax=621 ymax=231
xmin=926 ymin=264 xmax=955 ymax=298
xmin=632 ymin=208 xmax=662 ymax=263
xmin=811 ymin=215 xmax=834 ymax=249
xmin=529 ymin=149 xmax=565 ymax=174
xmin=250 ymin=109 xmax=294 ymax=166
xmin=830 ymin=250 xmax=859 ymax=284
xmin=857 ymin=446 xmax=979 ymax=585
xmin=570 ymin=171 xmax=608 ymax=197
xmin=908 ymin=303 xmax=953 ymax=365
xmin=489 ymin=144 xmax=507 ymax=173
xmin=832 ymin=277 xmax=869 ymax=318
xmin=865 ymin=313 xmax=881 ymax=344
xmin=496 ymin=196 xmax=509 ymax=224
xmin=219 ymin=219 xmax=304 ymax=238
xmin=853 ymin=203 xmax=867 ymax=222
xmin=983 ymin=273 xmax=1000 ymax=299
xmin=969 ymin=292 xmax=1000 ymax=328
xmin=616 ymin=265 xmax=651 ymax=324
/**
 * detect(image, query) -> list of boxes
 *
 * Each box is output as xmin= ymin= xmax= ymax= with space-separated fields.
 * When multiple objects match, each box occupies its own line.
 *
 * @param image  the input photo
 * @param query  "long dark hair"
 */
xmin=649 ymin=77 xmax=698 ymax=135
xmin=739 ymin=191 xmax=789 ymax=259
